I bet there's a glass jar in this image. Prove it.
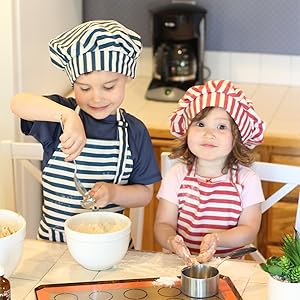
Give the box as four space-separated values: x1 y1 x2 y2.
0 265 10 300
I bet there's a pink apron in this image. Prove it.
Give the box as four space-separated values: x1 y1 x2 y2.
177 165 243 256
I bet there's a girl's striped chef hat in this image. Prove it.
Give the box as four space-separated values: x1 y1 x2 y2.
49 20 142 84
170 80 265 149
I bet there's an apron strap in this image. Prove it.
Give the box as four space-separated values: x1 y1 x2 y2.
74 106 129 184
114 108 129 184
230 167 242 196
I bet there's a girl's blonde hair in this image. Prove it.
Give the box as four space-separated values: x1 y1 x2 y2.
170 107 255 173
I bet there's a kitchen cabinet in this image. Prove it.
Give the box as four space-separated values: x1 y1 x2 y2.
141 136 300 258
142 138 176 251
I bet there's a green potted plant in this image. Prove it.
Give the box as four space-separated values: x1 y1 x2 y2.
260 228 300 299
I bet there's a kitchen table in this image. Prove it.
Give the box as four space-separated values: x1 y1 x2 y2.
9 239 268 299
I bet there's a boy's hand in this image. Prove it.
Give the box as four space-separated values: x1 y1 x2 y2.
59 112 86 160
196 233 219 263
89 182 116 208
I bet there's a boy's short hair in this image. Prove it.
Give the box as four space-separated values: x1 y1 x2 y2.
49 20 142 83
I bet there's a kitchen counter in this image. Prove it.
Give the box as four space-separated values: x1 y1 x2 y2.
122 77 300 148
10 239 268 299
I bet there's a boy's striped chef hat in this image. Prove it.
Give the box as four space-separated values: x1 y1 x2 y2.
170 80 265 149
49 20 142 83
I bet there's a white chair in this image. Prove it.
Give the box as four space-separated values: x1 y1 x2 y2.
160 152 300 263
0 140 144 250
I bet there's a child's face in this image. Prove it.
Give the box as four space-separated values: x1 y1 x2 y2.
73 71 129 119
187 107 233 163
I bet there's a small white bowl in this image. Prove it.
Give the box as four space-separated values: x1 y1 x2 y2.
64 211 131 271
0 209 26 277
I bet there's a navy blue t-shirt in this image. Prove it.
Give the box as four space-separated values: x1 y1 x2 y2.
21 94 161 185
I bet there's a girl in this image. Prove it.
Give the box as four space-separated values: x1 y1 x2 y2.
154 79 265 263
11 20 161 242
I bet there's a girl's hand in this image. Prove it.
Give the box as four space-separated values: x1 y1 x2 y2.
89 182 116 208
197 233 219 263
59 112 86 160
167 235 197 265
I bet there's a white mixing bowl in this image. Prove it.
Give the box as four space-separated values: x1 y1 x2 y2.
0 209 26 277
64 211 131 271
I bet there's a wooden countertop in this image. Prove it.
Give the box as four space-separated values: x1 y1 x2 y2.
122 78 300 148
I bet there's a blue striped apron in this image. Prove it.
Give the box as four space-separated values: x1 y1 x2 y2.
38 108 133 242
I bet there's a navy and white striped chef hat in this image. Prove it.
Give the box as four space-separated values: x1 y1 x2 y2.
49 20 143 84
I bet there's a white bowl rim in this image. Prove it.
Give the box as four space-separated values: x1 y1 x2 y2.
0 209 26 241
64 211 131 237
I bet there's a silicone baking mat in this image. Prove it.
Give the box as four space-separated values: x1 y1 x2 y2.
35 275 242 299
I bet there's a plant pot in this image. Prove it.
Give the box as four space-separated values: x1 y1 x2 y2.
267 274 300 300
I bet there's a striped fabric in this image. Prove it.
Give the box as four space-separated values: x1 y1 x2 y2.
170 80 265 149
49 20 142 83
38 108 132 242
38 141 133 242
177 166 243 256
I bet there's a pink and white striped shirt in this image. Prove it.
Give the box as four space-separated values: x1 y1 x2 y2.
157 162 264 256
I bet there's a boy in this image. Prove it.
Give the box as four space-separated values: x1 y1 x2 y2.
11 20 161 242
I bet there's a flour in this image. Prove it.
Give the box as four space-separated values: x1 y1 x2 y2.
73 220 126 234
152 276 180 287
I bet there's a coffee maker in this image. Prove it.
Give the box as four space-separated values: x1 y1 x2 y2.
145 2 207 102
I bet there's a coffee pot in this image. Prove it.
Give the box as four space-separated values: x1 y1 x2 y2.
154 42 197 82
145 2 207 102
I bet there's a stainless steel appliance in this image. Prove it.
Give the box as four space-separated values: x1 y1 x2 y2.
145 2 207 102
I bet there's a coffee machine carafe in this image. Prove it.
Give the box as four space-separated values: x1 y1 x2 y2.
155 42 197 82
145 3 206 102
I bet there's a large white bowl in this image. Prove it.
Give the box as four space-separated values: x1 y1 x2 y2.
0 209 26 277
64 211 131 271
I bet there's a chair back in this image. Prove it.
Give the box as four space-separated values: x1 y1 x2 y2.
0 140 144 250
251 162 300 217
160 152 300 262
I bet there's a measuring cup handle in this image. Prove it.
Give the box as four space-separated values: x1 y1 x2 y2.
229 246 257 259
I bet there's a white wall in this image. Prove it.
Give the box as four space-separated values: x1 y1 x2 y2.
0 2 15 142
137 48 300 86
14 0 82 95
0 0 82 238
